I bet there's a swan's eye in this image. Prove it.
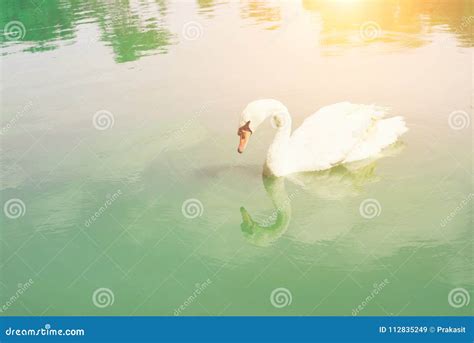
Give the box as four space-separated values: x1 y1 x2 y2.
237 121 252 137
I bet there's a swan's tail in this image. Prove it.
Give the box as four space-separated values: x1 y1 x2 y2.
382 116 409 136
343 116 408 163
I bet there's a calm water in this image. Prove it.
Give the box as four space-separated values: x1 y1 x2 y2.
0 0 472 316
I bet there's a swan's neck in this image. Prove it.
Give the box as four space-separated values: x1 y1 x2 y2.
266 111 292 176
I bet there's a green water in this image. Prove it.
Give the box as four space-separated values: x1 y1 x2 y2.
0 0 472 316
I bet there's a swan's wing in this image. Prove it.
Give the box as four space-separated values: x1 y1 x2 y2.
343 116 408 163
289 102 388 171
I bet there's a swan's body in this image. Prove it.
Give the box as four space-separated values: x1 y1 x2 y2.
237 99 408 177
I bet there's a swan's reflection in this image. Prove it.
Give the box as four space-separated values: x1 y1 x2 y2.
240 148 403 247
240 175 291 247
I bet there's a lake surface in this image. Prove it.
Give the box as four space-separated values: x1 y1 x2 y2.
0 0 472 316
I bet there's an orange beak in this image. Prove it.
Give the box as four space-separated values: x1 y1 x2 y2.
238 130 251 154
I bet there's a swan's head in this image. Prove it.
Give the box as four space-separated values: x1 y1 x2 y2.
237 120 252 154
237 99 288 153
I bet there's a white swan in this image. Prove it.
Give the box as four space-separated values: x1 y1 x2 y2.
237 99 408 176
